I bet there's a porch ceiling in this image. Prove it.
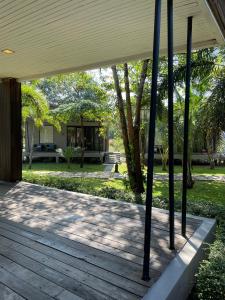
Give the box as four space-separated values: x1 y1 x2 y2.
0 0 224 81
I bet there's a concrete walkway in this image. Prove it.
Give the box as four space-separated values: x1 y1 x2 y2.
35 170 113 179
103 164 115 172
29 170 225 182
154 173 225 182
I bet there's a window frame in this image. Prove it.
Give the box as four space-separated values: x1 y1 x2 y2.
39 125 54 144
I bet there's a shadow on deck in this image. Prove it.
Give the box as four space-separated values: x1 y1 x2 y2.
0 181 215 300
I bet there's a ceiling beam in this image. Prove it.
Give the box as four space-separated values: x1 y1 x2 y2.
207 0 225 38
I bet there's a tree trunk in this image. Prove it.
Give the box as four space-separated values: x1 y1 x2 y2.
187 160 194 188
26 121 30 161
123 63 134 143
162 158 167 171
67 157 70 169
140 126 146 167
80 116 85 168
132 60 149 195
133 128 145 194
111 65 138 194
210 160 215 169
28 123 35 170
112 62 149 199
124 63 145 195
206 137 215 169
159 148 168 171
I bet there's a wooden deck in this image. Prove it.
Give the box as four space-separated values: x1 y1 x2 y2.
0 181 201 300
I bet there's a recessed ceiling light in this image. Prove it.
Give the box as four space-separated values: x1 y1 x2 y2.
1 49 15 55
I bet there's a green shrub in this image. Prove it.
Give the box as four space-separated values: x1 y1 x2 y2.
100 187 135 202
195 239 225 300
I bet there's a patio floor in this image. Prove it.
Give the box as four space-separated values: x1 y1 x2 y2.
0 181 206 300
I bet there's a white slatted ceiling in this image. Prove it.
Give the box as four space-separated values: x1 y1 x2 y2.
0 0 223 80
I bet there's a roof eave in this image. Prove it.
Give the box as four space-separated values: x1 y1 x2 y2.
204 0 225 41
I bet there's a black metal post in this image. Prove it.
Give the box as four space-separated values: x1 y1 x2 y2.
182 16 193 237
142 0 161 281
167 0 175 250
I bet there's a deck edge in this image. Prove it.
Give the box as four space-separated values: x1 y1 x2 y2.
142 217 216 300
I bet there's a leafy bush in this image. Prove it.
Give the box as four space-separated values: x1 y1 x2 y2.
195 238 225 300
63 147 75 169
193 201 225 300
99 187 134 202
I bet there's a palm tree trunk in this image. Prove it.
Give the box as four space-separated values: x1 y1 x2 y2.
80 116 85 168
67 157 70 169
186 148 194 188
133 128 145 194
26 121 30 155
140 126 146 167
159 147 168 171
29 123 35 170
207 137 215 169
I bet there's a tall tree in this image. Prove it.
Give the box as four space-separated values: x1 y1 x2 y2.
38 72 109 167
53 99 107 168
37 72 107 106
22 84 60 169
111 60 149 200
157 47 224 187
200 66 225 168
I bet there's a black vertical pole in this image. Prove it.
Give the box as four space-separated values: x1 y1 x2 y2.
167 0 175 250
142 0 161 281
182 16 193 237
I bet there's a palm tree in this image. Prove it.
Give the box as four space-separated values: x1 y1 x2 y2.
200 74 225 168
22 84 60 169
157 47 225 187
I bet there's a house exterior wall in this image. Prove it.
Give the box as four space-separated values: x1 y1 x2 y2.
25 120 108 153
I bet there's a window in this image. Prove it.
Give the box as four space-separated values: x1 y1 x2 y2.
40 126 53 143
67 126 103 151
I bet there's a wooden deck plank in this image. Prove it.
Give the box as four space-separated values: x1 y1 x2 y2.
55 290 84 300
0 182 203 300
0 217 178 265
0 191 200 231
0 282 25 300
0 182 201 227
0 254 83 300
0 245 108 300
0 266 54 300
0 219 157 286
0 209 190 262
0 218 167 275
0 254 64 298
0 207 192 246
0 231 148 299
0 192 197 247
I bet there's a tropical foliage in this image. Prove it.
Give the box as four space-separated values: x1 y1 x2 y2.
157 47 225 185
22 84 60 169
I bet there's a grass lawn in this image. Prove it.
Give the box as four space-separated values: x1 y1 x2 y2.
22 162 104 173
23 162 225 176
119 163 225 176
153 180 225 205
